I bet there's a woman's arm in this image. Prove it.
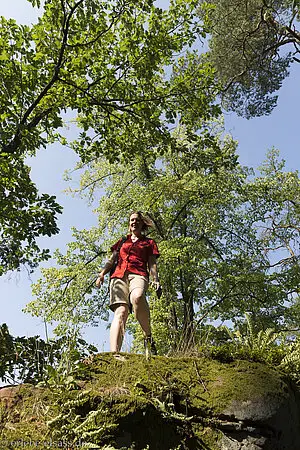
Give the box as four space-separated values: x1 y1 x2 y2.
148 255 162 297
96 251 117 287
148 254 159 286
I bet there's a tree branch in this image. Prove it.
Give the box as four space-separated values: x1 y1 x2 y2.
3 0 84 155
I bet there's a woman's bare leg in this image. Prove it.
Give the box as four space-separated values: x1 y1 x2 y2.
110 305 129 352
130 288 151 337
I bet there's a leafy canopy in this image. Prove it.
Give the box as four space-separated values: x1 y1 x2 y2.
200 0 300 117
0 156 62 274
0 0 217 272
1 0 216 160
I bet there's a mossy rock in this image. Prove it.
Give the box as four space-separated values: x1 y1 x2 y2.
0 384 56 447
0 354 299 449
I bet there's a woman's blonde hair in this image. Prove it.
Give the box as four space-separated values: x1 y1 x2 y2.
128 211 154 233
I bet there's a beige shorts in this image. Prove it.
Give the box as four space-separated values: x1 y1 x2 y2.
109 273 149 312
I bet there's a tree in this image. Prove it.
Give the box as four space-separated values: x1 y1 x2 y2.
200 0 300 117
26 138 300 353
23 127 265 349
241 149 300 331
25 125 241 338
3 0 211 156
0 0 217 272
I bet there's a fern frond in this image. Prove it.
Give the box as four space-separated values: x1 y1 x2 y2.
74 409 106 434
245 312 254 345
254 328 277 351
261 328 278 349
82 423 118 439
280 343 300 368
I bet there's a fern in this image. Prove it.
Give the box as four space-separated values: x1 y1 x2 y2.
214 314 285 366
82 424 118 440
74 409 108 434
280 341 300 381
244 312 255 348
224 313 279 352
47 387 122 448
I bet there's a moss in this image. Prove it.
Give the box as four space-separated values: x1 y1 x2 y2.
0 384 58 448
88 353 285 412
188 359 286 414
0 354 292 450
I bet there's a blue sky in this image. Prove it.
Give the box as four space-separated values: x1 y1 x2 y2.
0 0 299 352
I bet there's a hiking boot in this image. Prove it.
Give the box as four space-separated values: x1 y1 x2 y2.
112 353 126 362
144 336 157 358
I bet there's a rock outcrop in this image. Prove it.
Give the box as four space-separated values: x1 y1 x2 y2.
0 353 299 449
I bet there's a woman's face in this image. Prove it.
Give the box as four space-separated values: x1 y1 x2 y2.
129 213 143 234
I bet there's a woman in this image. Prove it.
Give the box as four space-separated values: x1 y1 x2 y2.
96 211 160 355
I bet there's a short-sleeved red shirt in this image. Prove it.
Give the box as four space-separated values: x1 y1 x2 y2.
110 235 159 279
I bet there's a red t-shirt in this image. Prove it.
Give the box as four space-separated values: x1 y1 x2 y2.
110 235 159 279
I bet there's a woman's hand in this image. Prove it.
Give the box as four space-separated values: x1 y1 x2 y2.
96 253 116 288
150 280 162 298
150 280 160 291
96 271 105 288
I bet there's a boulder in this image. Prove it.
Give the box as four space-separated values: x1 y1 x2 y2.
0 354 299 449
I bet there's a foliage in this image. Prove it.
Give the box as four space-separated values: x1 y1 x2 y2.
0 156 62 274
206 342 285 366
27 125 245 343
0 0 191 158
0 324 14 381
26 227 110 336
195 148 300 337
26 125 300 354
200 0 300 117
202 313 285 365
5 0 296 351
1 0 298 273
280 338 300 382
0 0 218 272
47 390 126 449
224 312 279 351
26 129 300 353
0 323 97 385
